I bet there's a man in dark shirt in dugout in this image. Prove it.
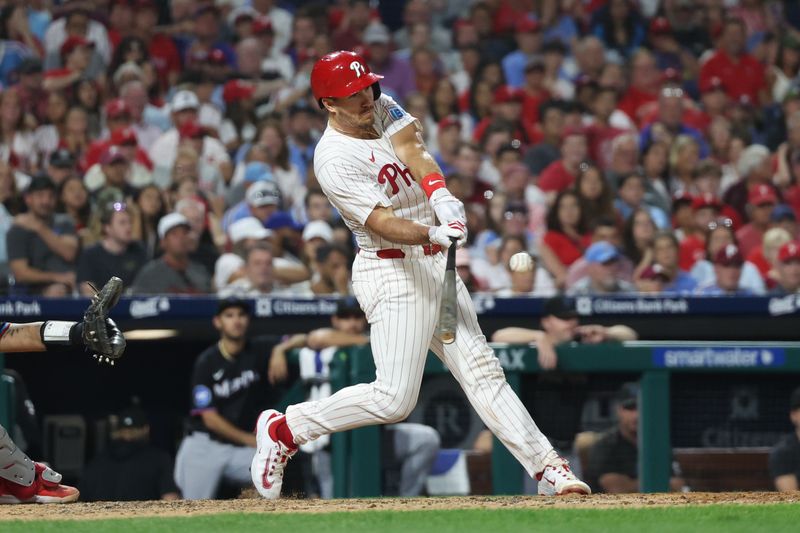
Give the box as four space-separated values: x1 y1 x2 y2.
769 386 800 491
173 298 290 499
76 202 146 295
79 407 179 502
585 382 685 493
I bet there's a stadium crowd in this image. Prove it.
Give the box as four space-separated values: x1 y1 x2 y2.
2 0 800 298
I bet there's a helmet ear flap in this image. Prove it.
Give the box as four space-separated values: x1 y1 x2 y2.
371 83 381 101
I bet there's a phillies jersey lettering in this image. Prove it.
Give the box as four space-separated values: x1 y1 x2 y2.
313 94 435 253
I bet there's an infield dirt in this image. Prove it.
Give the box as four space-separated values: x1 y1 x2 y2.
1 492 799 521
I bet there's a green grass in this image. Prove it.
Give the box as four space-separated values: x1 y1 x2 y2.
5 504 800 533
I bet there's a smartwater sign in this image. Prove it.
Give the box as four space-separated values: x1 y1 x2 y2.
653 347 786 368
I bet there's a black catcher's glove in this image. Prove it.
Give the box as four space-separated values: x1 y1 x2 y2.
82 277 126 364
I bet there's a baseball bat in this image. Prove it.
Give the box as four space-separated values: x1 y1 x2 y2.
438 237 458 344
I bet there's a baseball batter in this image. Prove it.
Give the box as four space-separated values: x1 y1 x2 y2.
252 50 590 498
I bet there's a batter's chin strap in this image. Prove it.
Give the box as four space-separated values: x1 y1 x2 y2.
0 424 35 487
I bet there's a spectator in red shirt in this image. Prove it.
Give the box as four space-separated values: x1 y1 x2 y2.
678 193 721 271
541 190 590 286
539 128 588 196
473 86 535 147
43 35 94 92
699 17 769 107
586 86 627 170
618 49 661 127
771 241 800 295
737 184 777 256
520 59 550 127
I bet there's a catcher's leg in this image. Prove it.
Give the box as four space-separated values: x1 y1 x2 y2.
0 424 79 504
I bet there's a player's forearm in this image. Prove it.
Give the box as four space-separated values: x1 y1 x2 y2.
38 229 78 262
365 208 431 245
200 411 257 447
605 325 638 342
775 474 799 492
0 323 46 352
307 328 368 350
10 261 65 284
491 328 544 344
274 263 311 284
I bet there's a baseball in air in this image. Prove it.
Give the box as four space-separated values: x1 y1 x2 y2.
509 252 534 272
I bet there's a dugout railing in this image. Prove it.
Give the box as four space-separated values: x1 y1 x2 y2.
323 341 800 497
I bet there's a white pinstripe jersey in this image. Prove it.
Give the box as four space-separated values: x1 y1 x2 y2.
313 94 436 253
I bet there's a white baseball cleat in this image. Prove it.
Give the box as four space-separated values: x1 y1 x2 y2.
538 462 591 496
251 409 297 499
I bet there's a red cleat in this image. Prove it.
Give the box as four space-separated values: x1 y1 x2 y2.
0 462 79 504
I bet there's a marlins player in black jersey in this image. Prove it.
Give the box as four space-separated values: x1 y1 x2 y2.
173 298 291 499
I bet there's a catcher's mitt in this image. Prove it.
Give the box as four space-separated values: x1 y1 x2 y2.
83 277 126 364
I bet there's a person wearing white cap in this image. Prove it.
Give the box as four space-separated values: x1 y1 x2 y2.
130 212 211 294
301 220 334 274
222 180 282 232
148 90 232 186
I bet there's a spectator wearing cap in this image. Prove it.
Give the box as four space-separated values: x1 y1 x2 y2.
688 218 765 294
614 173 670 230
585 381 686 493
455 248 483 292
13 57 47 123
523 101 565 177
84 145 136 198
635 263 670 294
43 3 111 66
79 405 179 502
76 201 145 296
648 16 694 75
149 90 232 185
222 164 280 231
697 243 754 295
538 127 589 195
362 22 416 103
251 0 293 56
736 184 778 256
264 211 306 268
641 232 697 294
566 217 634 289
771 242 800 295
501 18 543 88
568 241 636 296
220 81 259 154
301 220 333 273
42 34 96 92
6 176 78 296
131 212 211 294
472 86 535 147
46 148 77 186
520 58 550 126
769 386 800 491
699 17 768 108
677 193 722 270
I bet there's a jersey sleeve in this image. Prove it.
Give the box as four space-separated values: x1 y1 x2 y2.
769 441 799 479
375 93 416 138
314 148 392 226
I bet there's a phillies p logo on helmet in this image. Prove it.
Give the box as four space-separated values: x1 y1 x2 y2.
350 61 366 78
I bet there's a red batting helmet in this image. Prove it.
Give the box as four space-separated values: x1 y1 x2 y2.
311 50 383 109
